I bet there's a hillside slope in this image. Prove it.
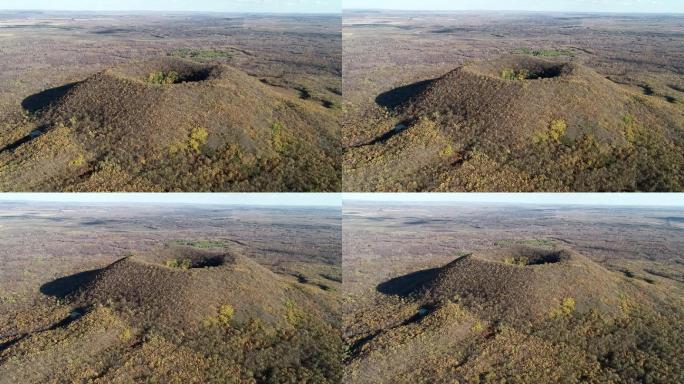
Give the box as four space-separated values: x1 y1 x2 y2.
345 246 684 383
0 245 342 383
344 56 684 191
0 57 341 191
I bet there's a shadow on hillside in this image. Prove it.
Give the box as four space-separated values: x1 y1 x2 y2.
375 79 433 110
350 120 412 148
40 268 101 299
22 82 77 113
376 267 440 297
0 132 38 154
0 306 90 352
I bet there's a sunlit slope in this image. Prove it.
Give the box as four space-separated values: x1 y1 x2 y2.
0 57 341 191
0 245 342 383
346 246 684 383
344 56 684 191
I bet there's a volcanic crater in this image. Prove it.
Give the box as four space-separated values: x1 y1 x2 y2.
345 54 684 192
41 245 292 329
7 57 341 191
391 246 625 324
112 58 222 84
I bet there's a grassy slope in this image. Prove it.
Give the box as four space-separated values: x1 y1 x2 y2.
344 56 684 192
0 58 341 192
345 246 684 383
0 245 342 383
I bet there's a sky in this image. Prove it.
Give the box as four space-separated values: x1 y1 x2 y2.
0 0 340 13
343 0 684 13
343 193 684 207
0 193 341 207
3 1 683 15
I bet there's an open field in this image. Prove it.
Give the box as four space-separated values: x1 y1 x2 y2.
0 11 342 191
343 11 684 191
0 201 341 383
343 202 684 383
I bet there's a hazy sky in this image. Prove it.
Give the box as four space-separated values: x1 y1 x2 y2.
0 193 341 206
344 0 684 13
0 0 340 13
344 193 684 207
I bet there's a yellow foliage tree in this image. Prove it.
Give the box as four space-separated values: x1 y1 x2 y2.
549 119 567 142
189 127 208 153
218 304 234 325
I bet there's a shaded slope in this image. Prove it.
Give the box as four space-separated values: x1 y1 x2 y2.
1 57 341 191
344 56 684 192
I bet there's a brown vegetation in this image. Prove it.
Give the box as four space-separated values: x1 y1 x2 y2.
345 56 683 191
0 12 342 192
0 57 340 191
0 202 342 383
343 202 684 383
343 12 684 192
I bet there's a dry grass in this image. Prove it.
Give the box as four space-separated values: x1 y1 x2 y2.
343 202 684 383
0 203 342 383
0 12 342 192
343 12 684 192
0 57 340 191
345 56 683 191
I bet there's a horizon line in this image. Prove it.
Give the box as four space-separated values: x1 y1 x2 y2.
342 193 684 207
0 200 340 207
0 8 341 15
0 193 341 207
342 200 684 208
343 8 684 15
